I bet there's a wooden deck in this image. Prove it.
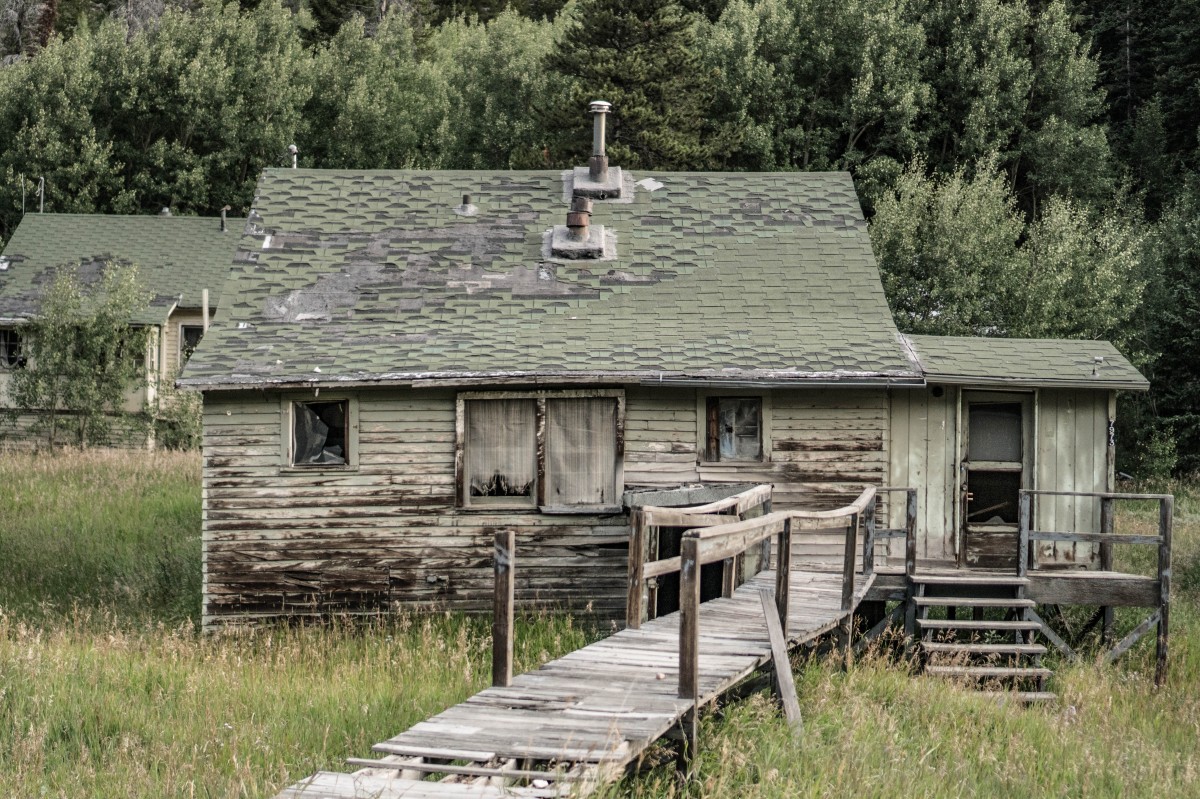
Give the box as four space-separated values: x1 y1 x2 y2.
276 566 874 799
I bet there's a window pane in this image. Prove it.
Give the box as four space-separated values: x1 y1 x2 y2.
293 401 347 465
966 471 1021 524
180 326 204 363
0 329 21 368
968 403 1022 462
545 398 617 506
466 399 535 501
719 398 762 460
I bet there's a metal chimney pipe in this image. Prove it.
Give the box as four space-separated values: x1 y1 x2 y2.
588 101 611 183
566 196 593 242
288 144 298 169
220 204 230 232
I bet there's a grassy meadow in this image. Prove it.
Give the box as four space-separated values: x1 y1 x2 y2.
0 451 1198 798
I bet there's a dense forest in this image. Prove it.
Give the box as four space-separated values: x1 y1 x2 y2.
0 0 1195 474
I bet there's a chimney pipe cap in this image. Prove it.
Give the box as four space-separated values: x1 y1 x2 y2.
588 100 612 115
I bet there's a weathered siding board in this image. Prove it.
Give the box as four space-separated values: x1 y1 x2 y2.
1035 389 1104 567
203 385 892 625
888 388 957 562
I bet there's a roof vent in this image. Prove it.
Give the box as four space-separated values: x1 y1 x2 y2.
454 193 478 217
1092 355 1105 377
159 207 172 217
573 101 623 199
551 196 605 259
0 256 9 271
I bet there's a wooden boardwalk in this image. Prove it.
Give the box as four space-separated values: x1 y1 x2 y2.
276 566 875 799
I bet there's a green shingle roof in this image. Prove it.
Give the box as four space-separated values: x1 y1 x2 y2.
180 169 923 389
0 213 244 325
906 335 1147 390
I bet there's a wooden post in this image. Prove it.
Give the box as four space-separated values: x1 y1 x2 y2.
721 557 736 598
1100 496 1115 643
904 489 918 578
775 517 792 635
759 589 802 732
839 513 859 662
1157 496 1172 687
626 510 646 630
679 536 701 702
1018 492 1031 579
492 530 515 688
862 496 876 578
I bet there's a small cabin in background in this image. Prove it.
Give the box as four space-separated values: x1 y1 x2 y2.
0 212 242 445
180 107 1147 628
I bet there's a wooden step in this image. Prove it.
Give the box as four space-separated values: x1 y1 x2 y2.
916 618 1041 632
978 691 1057 704
912 574 1028 587
913 597 1036 608
922 642 1047 656
926 665 1053 679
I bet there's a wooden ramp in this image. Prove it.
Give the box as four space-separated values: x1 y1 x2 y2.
277 568 874 799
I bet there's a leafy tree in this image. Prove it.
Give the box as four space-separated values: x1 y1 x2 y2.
544 0 723 170
6 261 151 450
870 157 1144 342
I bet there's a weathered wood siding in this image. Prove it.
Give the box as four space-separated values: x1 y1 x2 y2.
203 386 890 625
888 385 1112 568
1034 389 1109 567
888 387 958 562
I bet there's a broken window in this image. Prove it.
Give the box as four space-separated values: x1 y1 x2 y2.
706 397 763 461
460 392 623 510
179 325 204 364
292 400 349 466
0 329 22 368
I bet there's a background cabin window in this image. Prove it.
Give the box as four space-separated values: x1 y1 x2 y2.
465 398 537 504
460 393 622 510
179 325 204 364
545 398 618 506
292 400 348 466
0 329 22 368
706 397 763 461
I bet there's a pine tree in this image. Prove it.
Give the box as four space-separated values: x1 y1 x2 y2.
543 0 722 170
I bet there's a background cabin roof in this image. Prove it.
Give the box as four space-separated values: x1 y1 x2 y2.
180 169 923 389
0 213 244 325
906 334 1148 390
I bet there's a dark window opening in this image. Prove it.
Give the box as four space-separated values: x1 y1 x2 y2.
706 397 762 461
0 329 22 368
180 325 204 364
967 402 1022 462
966 471 1021 525
293 400 348 466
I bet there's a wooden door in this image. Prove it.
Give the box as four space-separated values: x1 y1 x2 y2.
960 392 1032 569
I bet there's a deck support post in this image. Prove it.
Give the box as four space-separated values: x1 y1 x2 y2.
626 510 646 630
1157 496 1172 687
1018 492 1031 579
678 534 701 764
1100 496 1115 643
492 530 515 688
775 518 792 634
839 512 859 663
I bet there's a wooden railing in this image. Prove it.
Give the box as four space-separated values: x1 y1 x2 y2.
1019 489 1173 685
626 484 773 629
876 487 918 576
677 486 877 701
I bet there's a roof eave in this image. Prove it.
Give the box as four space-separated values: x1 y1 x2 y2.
179 368 927 393
919 374 1149 392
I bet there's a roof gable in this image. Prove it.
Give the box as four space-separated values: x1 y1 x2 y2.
181 169 921 389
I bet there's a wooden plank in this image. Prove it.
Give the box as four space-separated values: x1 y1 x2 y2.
493 531 514 689
1158 495 1172 687
678 536 700 703
1106 610 1161 664
346 759 586 782
1028 531 1160 545
759 589 802 732
626 510 645 630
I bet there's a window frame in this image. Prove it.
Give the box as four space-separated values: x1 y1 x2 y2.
697 392 771 464
280 394 359 472
456 389 625 513
178 324 204 365
0 328 23 369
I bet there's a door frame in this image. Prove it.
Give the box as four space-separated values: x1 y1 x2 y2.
956 390 1035 568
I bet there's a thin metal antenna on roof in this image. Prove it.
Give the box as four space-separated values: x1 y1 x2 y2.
288 144 298 169
37 176 44 213
19 174 24 216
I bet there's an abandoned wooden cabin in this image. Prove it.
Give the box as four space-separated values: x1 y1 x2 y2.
0 211 242 445
178 104 1153 635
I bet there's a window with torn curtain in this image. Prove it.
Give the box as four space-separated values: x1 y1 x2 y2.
705 397 763 461
286 397 357 468
457 390 624 513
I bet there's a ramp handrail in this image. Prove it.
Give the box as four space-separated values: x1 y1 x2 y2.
627 484 773 629
677 486 877 700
